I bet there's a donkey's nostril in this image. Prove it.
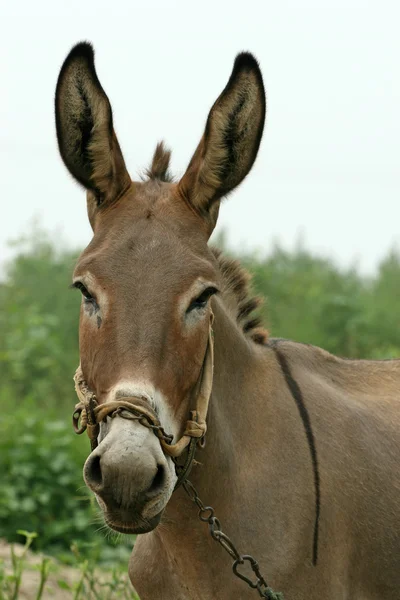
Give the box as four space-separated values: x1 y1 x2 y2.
148 464 166 496
86 454 103 488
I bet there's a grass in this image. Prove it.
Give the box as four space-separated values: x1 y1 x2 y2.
0 531 139 600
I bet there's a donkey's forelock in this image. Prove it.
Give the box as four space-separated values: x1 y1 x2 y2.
144 142 173 183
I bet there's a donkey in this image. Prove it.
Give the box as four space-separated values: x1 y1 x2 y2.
55 43 400 600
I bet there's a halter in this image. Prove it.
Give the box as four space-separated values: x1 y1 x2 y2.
72 313 214 487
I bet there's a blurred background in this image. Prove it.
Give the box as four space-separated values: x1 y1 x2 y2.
1 0 399 597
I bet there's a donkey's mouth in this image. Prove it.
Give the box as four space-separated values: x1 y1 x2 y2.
105 510 162 535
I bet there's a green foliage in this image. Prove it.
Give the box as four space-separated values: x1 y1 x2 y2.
0 228 80 408
0 407 91 554
239 242 400 359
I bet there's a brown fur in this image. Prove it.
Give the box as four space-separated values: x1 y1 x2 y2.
55 43 400 600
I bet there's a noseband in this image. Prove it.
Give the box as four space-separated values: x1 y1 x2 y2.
72 313 214 487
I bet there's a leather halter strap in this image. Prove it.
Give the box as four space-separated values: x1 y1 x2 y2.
72 313 214 483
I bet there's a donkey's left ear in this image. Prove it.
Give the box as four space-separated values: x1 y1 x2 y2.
178 52 266 234
55 42 130 208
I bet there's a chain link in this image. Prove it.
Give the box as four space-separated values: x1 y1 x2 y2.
114 408 174 445
138 417 174 445
181 480 284 600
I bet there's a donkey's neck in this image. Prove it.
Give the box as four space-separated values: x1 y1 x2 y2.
185 299 275 498
201 298 265 476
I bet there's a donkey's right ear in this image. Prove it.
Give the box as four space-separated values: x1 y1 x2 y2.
55 42 130 208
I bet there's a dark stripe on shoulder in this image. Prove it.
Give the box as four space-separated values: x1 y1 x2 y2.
273 346 321 566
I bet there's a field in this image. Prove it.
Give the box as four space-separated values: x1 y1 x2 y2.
0 535 138 600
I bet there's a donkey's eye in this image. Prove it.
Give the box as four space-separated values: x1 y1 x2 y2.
187 287 218 313
72 281 96 303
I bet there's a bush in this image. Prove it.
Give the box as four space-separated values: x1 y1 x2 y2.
0 405 89 551
0 403 133 563
0 229 80 410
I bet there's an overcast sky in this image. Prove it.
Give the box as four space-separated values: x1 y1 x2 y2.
1 0 399 273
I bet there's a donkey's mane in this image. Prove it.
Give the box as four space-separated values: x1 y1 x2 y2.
211 248 268 345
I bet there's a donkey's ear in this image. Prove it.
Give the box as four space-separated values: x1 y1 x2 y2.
55 42 130 207
178 52 266 233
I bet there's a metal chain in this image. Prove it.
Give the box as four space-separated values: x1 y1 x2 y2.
181 479 284 600
112 408 174 445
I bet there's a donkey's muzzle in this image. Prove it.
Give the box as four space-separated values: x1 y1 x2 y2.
83 415 173 529
85 453 167 498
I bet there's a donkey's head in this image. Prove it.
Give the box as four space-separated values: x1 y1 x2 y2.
56 43 265 534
